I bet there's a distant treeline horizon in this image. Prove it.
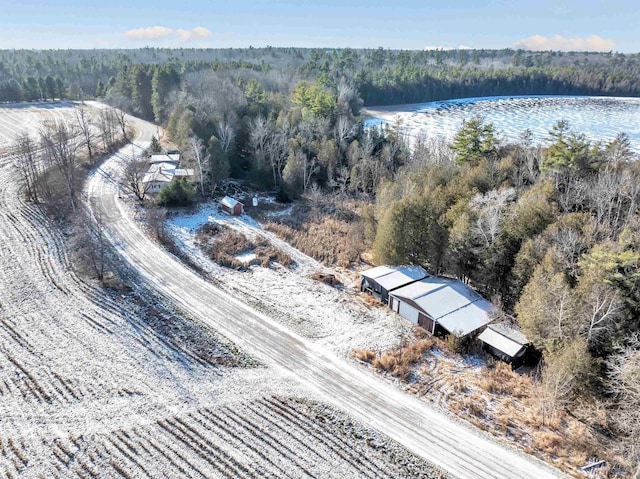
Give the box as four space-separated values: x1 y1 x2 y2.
1 47 639 106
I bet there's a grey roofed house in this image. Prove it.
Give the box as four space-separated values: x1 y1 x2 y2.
389 277 495 337
360 265 429 304
478 321 529 365
142 159 194 194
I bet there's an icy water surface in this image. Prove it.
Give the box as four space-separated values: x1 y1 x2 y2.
366 96 640 152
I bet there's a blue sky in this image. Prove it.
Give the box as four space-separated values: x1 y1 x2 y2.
0 0 637 52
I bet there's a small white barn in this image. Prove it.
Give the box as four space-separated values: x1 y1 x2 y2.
360 265 429 304
389 277 495 337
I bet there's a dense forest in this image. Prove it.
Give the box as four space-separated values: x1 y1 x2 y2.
2 47 640 105
3 47 639 472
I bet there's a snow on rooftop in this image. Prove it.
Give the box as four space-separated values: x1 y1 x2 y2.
221 196 243 208
392 276 454 302
478 325 527 357
391 277 495 336
438 299 495 337
360 265 429 290
360 265 397 280
487 321 529 346
150 153 180 164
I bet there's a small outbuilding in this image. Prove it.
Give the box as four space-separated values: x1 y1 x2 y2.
220 196 244 216
360 265 429 304
390 277 495 337
150 153 180 165
478 321 530 367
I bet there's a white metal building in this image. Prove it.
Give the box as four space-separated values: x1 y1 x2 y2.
360 265 429 304
389 277 495 337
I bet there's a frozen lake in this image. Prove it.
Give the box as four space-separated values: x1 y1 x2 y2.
365 96 640 153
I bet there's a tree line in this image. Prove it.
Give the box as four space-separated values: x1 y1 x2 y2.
2 47 640 105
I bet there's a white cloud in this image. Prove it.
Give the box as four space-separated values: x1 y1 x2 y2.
424 44 471 51
125 26 174 40
515 34 615 52
124 26 212 42
176 27 213 42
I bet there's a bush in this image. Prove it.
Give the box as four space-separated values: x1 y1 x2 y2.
369 339 435 381
354 349 376 363
445 331 477 354
157 178 196 207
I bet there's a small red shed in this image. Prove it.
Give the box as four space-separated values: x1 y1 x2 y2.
220 196 244 216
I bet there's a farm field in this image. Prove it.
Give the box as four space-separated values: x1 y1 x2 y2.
366 95 640 152
0 103 444 478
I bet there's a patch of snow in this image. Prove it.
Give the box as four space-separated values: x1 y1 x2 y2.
266 205 294 217
166 200 413 357
236 251 256 263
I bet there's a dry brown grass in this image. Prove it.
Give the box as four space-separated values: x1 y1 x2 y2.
196 223 294 270
361 332 621 476
265 212 364 267
365 338 436 381
353 349 376 363
476 362 531 398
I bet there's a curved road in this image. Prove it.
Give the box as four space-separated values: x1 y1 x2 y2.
87 111 565 479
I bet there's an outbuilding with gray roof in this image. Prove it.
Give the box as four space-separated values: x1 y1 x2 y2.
360 265 429 304
389 277 495 337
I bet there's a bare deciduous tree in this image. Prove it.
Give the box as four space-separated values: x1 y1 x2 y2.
266 131 288 186
98 107 118 150
73 202 109 281
74 104 95 160
607 334 640 470
216 118 236 155
13 132 42 202
334 114 356 154
186 136 209 196
301 151 319 193
122 159 151 201
249 115 270 172
40 121 80 210
112 107 128 141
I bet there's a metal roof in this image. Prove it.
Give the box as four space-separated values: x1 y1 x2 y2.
438 299 495 337
221 196 243 208
391 277 494 336
360 265 397 280
478 326 527 358
150 153 180 164
361 265 429 291
488 321 528 346
142 162 179 184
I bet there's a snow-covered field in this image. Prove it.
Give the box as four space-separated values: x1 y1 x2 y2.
366 95 640 152
0 104 441 478
166 201 413 357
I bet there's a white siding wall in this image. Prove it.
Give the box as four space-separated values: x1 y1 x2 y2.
398 300 420 324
